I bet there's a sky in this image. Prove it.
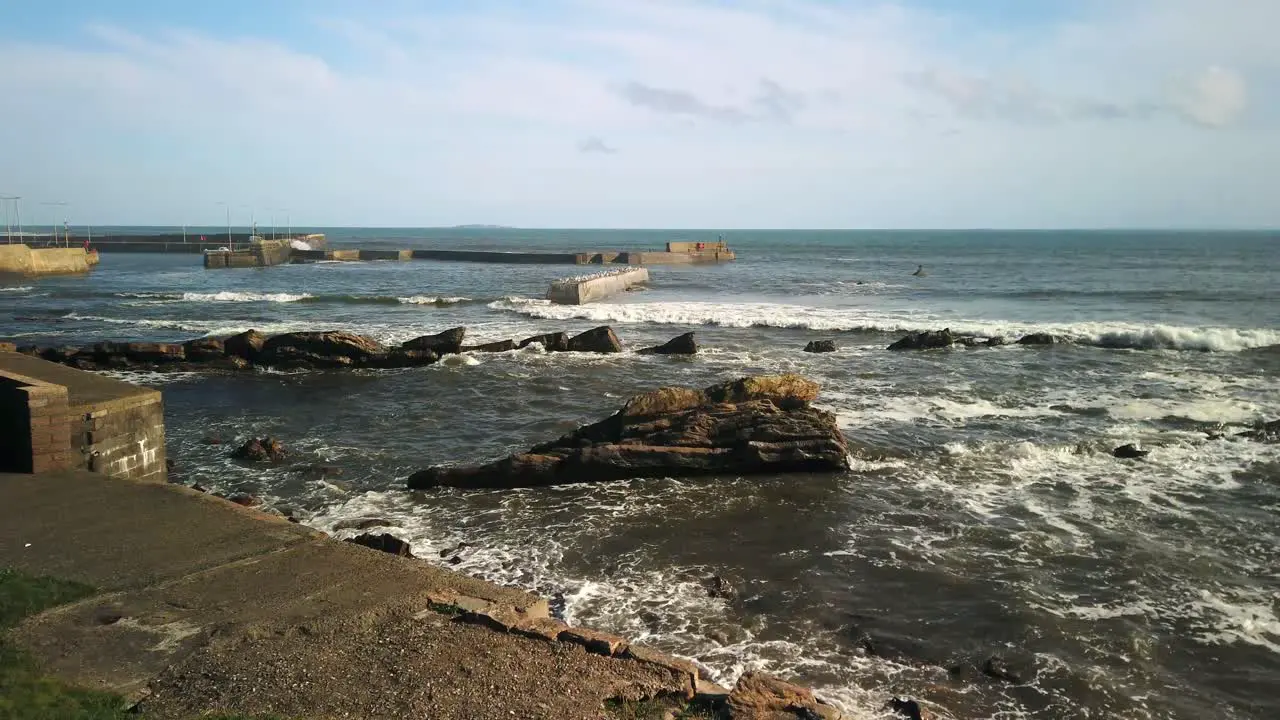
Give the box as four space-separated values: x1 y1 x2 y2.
0 0 1276 229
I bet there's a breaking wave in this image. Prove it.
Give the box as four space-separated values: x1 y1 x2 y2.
116 291 477 306
490 298 1280 352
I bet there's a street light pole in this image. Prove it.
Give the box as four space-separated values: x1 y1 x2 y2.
41 201 69 246
216 201 231 249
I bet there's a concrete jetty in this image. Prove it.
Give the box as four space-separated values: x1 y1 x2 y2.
547 267 650 305
0 244 98 276
89 232 326 254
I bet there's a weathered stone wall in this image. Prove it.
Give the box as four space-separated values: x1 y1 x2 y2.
0 370 74 474
71 392 167 483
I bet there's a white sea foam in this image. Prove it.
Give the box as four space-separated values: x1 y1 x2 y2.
0 286 32 293
490 298 1280 351
181 291 313 303
398 295 472 305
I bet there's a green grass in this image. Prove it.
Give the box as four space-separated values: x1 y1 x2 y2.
0 568 289 720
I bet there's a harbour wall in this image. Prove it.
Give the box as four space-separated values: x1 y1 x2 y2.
0 244 95 276
0 352 166 481
547 267 650 305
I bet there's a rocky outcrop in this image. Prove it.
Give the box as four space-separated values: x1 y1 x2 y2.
567 326 622 353
638 332 698 355
402 327 466 355
345 532 413 557
804 340 837 353
517 332 570 352
1112 443 1149 459
183 336 226 360
231 437 287 463
1017 333 1061 346
407 374 849 490
224 329 266 361
259 331 385 368
1237 419 1279 443
888 329 956 351
726 672 844 719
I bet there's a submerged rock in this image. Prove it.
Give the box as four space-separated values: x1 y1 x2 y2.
638 332 698 355
888 329 956 351
567 326 622 353
407 374 849 490
804 339 837 353
517 331 570 352
887 697 933 720
462 339 517 353
231 437 287 463
1112 443 1150 459
402 327 466 355
183 336 226 360
1238 419 1280 443
1017 333 1062 346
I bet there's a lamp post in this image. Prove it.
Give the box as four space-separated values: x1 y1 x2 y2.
41 201 69 246
215 201 231 249
0 195 19 243
270 207 288 241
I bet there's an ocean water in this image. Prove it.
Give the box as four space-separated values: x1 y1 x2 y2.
3 229 1279 719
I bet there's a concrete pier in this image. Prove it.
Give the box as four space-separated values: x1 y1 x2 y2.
90 232 326 254
202 239 293 268
547 267 650 305
0 244 97 276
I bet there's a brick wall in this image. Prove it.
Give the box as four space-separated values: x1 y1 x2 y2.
0 372 74 474
71 393 167 483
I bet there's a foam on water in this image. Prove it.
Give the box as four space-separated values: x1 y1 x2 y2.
182 291 313 303
0 286 33 293
491 298 1280 351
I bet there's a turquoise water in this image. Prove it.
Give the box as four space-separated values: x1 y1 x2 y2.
2 229 1279 719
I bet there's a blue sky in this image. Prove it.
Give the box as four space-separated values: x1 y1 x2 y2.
1 0 1276 228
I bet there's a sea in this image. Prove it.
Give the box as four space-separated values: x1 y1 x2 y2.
3 228 1278 720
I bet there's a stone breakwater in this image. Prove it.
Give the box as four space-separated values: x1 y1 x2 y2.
408 374 851 489
5 325 699 372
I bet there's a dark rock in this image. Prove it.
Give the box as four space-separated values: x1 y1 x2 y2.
40 346 81 364
887 697 933 720
183 336 226 360
407 374 848 490
567 326 622 353
549 592 567 621
367 348 438 369
202 434 223 446
1017 333 1062 346
438 541 472 558
983 654 1032 684
224 329 266 361
191 483 208 493
638 332 698 355
1238 419 1280 443
888 329 955 351
231 437 287 463
227 493 259 507
986 336 1007 347
1112 443 1150 459
346 532 413 557
803 340 837 353
401 327 466 355
517 332 570 352
704 574 738 600
448 555 463 565
727 672 843 720
259 331 384 368
461 339 516 353
165 459 175 471
105 342 186 363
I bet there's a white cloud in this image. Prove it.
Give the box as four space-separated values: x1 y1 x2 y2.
0 0 1275 227
1175 66 1249 128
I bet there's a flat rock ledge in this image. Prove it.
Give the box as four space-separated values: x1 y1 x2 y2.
408 374 850 490
421 588 847 719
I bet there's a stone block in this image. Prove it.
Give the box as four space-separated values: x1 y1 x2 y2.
557 626 628 656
